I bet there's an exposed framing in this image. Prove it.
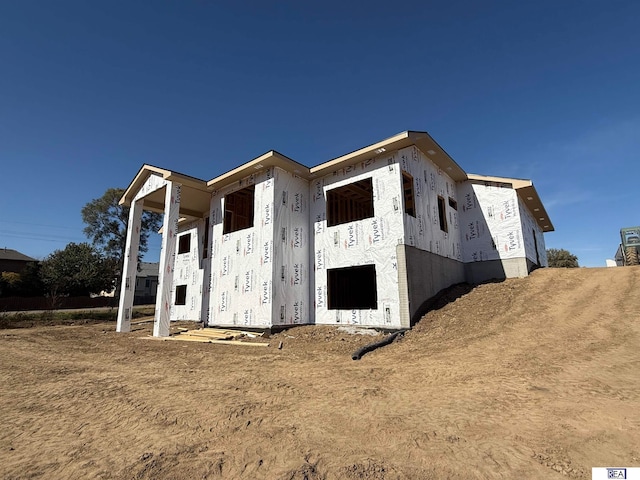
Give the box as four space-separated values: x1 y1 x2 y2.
402 172 416 217
437 195 448 233
223 185 255 234
326 178 374 227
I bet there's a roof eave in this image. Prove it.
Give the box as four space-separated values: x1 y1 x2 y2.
207 151 311 191
467 174 554 232
309 131 467 181
119 165 208 207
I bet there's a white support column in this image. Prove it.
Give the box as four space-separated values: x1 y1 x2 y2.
116 199 143 332
153 182 181 337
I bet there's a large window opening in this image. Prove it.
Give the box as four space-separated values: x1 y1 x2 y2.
178 233 191 254
327 264 377 310
402 172 416 217
175 285 187 305
437 196 448 233
223 185 255 234
326 178 374 227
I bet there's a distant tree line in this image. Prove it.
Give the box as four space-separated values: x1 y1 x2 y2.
0 188 161 300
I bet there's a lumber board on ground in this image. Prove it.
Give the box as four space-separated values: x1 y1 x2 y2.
179 332 234 340
131 317 155 325
138 336 269 347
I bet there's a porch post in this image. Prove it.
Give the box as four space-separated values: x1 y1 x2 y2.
153 182 181 337
116 199 143 332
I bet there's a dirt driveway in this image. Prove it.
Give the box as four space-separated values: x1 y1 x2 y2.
1 267 639 479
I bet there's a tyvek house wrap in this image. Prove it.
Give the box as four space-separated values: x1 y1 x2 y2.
398 146 462 260
310 153 406 328
171 220 206 320
519 195 548 266
204 166 311 327
458 181 524 262
272 168 310 326
208 169 275 327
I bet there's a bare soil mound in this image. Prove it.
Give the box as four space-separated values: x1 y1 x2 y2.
1 267 639 479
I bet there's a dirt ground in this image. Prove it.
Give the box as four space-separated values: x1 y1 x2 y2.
1 267 639 479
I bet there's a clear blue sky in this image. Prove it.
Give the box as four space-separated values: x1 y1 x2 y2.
1 1 638 267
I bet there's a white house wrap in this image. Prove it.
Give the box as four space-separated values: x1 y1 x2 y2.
116 131 554 335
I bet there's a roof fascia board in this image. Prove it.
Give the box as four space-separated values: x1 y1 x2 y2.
207 151 311 191
467 173 554 232
410 131 467 182
310 131 413 177
120 165 207 207
309 131 467 182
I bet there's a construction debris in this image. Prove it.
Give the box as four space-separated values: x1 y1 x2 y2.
141 327 269 347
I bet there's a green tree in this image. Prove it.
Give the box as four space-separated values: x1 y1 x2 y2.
17 261 46 297
546 248 579 268
81 188 162 265
0 272 21 297
0 263 45 297
40 243 117 297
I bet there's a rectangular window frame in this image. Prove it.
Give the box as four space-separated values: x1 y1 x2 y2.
327 264 378 310
402 172 416 217
178 233 191 254
203 216 210 259
223 185 255 234
437 196 448 233
326 178 374 227
175 285 187 305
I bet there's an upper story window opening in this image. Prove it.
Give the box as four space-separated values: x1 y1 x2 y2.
224 185 255 234
326 178 374 227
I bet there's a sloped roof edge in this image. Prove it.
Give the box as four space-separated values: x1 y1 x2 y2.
120 164 208 207
0 248 37 262
310 131 467 181
206 150 311 190
467 173 554 232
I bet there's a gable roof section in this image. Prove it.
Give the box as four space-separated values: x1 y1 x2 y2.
467 174 554 232
207 151 310 191
310 131 467 181
118 133 552 231
119 165 211 219
0 248 36 262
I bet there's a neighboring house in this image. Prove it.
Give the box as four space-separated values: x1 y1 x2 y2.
134 262 159 305
0 248 37 274
115 131 554 337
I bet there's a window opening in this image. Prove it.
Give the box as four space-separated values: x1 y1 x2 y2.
448 197 457 210
402 172 416 217
437 196 448 233
223 185 255 234
178 233 191 254
175 285 187 305
203 217 210 259
327 264 377 310
326 178 374 227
